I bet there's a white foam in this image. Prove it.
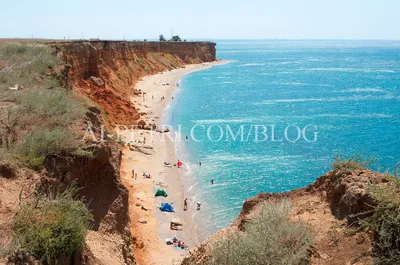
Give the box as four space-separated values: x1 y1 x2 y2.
237 63 266 67
256 95 400 105
193 118 256 124
337 88 385 93
305 68 396 73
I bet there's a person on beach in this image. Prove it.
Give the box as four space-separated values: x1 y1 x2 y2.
184 198 188 211
211 178 214 184
197 202 201 210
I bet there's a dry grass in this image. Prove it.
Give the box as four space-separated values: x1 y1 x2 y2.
361 177 400 265
332 154 375 172
13 186 92 264
0 42 88 168
209 200 312 265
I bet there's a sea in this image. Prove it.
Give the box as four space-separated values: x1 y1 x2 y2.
165 40 400 241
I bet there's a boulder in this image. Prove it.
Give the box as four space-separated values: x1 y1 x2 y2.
90 76 105 87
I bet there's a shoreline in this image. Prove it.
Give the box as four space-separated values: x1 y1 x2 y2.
120 60 231 265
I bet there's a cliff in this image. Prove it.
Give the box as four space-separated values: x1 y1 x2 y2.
183 169 396 265
43 110 136 264
0 40 218 265
52 41 217 125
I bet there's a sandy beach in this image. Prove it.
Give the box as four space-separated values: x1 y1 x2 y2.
119 61 229 265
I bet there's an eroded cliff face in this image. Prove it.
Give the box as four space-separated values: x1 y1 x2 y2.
183 169 390 265
53 41 216 125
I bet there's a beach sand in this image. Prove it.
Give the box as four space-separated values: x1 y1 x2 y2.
120 61 229 265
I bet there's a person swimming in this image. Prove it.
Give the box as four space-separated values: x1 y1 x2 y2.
211 178 214 184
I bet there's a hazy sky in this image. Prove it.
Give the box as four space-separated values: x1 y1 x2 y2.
1 0 399 40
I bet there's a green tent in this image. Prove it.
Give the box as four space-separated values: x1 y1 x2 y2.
155 189 168 197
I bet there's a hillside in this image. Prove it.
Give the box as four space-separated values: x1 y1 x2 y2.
0 40 216 265
52 41 216 125
183 166 400 265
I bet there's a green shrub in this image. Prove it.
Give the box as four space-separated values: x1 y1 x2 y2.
0 44 61 89
0 43 88 167
209 200 312 265
16 127 75 169
13 187 92 264
361 180 400 264
332 154 375 172
13 88 86 126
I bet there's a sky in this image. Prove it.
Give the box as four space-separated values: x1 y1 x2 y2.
1 0 399 40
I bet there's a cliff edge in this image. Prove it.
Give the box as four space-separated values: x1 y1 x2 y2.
183 168 398 265
52 41 217 125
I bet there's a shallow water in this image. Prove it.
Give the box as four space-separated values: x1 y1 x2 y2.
167 40 400 240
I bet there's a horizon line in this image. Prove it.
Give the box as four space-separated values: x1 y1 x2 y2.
1 37 400 42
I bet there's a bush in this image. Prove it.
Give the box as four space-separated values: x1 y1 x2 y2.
13 88 86 126
361 179 400 265
13 187 92 264
16 127 75 169
209 200 312 265
332 154 375 172
0 43 88 167
0 43 61 89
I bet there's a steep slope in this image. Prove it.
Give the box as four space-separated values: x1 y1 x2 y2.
53 41 216 125
183 169 394 265
1 40 216 264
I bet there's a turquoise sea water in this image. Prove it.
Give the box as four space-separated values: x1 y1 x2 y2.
167 40 400 240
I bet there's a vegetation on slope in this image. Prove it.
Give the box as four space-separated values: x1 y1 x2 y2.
361 172 400 265
209 200 312 265
332 153 376 172
0 43 87 169
12 187 92 264
0 42 95 263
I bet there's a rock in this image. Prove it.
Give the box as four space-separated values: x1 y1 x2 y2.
90 76 104 87
138 218 147 224
8 84 24 91
128 144 155 155
156 127 170 133
88 106 101 114
133 89 142 95
137 120 146 129
135 203 142 207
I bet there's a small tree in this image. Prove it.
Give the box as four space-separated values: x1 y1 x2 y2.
159 34 166 41
170 35 182 42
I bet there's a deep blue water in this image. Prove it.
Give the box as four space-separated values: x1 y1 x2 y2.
168 40 400 240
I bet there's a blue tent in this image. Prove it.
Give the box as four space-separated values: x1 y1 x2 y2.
160 203 175 212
